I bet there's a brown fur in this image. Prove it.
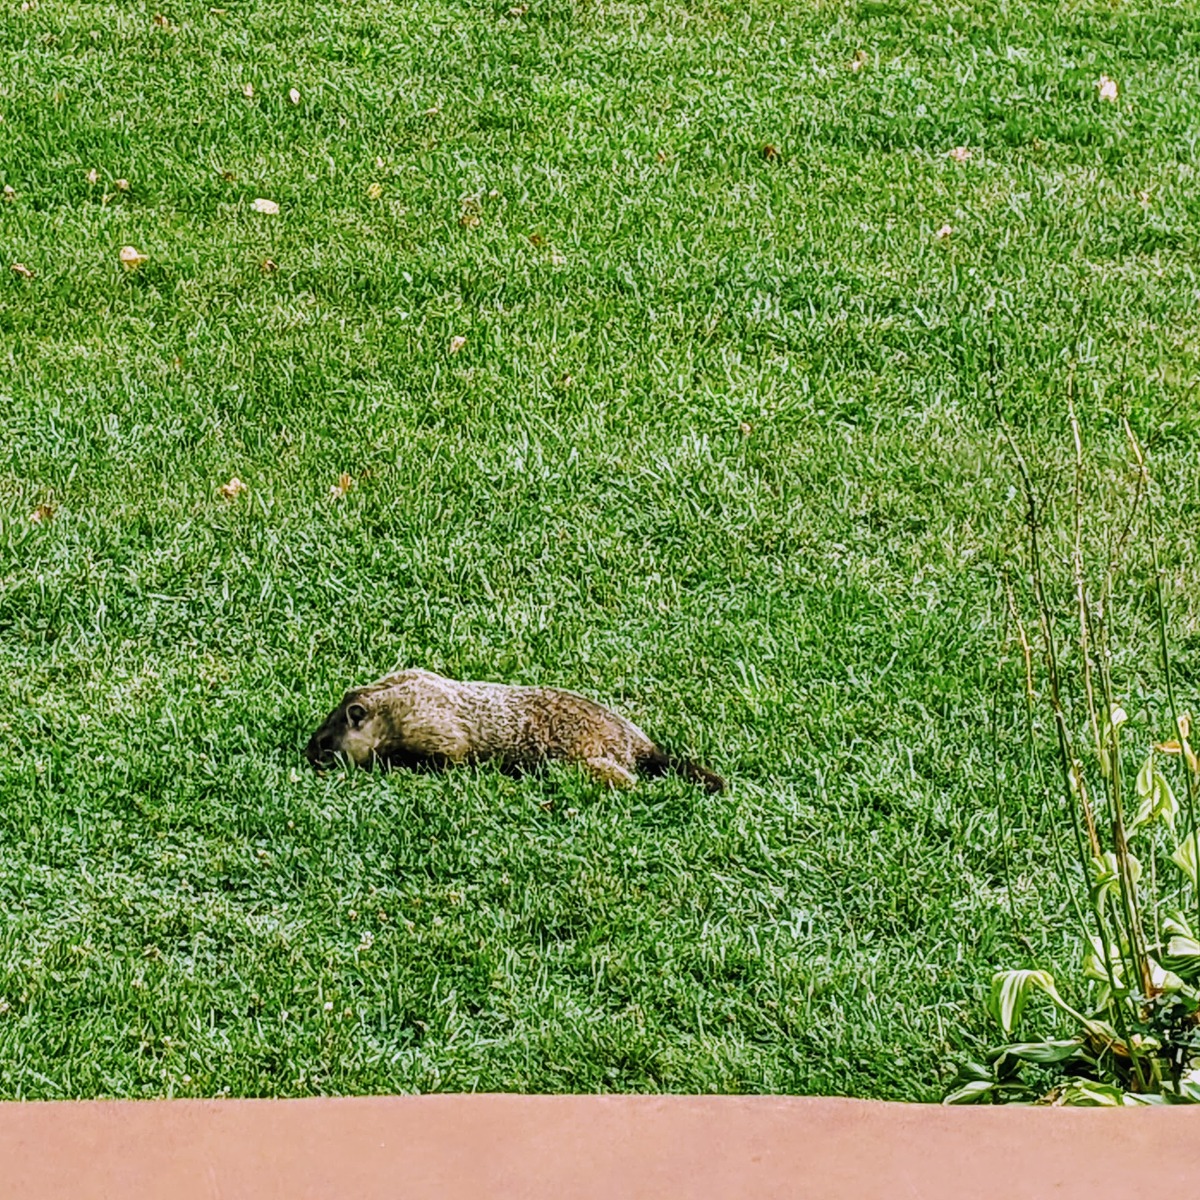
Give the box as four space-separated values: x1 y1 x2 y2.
305 668 725 793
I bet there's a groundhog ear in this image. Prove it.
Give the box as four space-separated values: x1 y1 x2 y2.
346 703 368 727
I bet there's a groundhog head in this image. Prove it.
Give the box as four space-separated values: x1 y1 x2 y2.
305 691 386 769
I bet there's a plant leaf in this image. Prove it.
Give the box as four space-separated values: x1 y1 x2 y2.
1130 763 1178 833
987 969 1057 1036
942 1080 997 1105
1173 833 1200 886
1089 852 1140 909
1057 1080 1125 1106
1136 752 1155 800
994 1038 1083 1064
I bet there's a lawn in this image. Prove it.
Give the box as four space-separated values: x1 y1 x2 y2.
2 0 1200 1100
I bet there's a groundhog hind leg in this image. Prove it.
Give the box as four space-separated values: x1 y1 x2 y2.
583 757 638 789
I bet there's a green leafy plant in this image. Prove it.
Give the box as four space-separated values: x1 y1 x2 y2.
945 371 1200 1106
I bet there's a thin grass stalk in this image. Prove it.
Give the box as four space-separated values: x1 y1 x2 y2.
993 361 1145 1087
1005 575 1088 923
1126 419 1200 940
993 610 1019 934
1069 397 1151 1004
990 353 1089 876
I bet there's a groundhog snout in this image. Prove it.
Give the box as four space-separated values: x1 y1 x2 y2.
305 734 335 768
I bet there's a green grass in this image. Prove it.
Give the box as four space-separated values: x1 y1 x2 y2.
2 0 1200 1100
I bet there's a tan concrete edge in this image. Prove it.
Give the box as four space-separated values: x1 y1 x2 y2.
1 1094 1198 1199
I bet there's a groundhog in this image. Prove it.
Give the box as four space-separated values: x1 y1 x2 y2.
305 668 726 793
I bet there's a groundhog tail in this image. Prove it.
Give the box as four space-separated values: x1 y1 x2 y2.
640 747 727 794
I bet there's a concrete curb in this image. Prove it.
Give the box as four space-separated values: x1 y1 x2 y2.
2 1094 1198 1198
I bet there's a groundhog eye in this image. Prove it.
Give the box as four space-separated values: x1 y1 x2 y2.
346 702 368 727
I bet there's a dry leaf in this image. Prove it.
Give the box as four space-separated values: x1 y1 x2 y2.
448 335 467 355
29 503 55 524
11 262 34 279
738 422 753 436
948 146 971 162
508 4 528 13
1097 74 1118 102
221 169 236 182
252 197 279 214
86 168 99 184
761 143 779 160
114 178 130 191
935 223 952 240
219 476 247 500
424 105 440 117
1137 188 1151 207
459 196 482 227
850 49 868 71
329 473 354 499
528 233 545 247
1157 716 1193 752
656 149 669 163
375 156 385 169
242 82 254 99
119 245 148 270
556 373 574 389
152 12 173 28
367 182 383 200
2 185 13 200
288 87 301 105
260 257 278 273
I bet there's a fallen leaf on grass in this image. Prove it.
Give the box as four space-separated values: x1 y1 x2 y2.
449 335 467 355
242 82 255 99
119 245 148 270
935 223 953 240
738 422 753 436
367 182 383 200
329 473 354 499
252 197 279 214
219 476 247 500
2 185 14 200
508 4 528 14
288 87 301 105
1137 188 1151 207
850 49 868 71
761 144 779 160
11 262 35 278
948 146 971 162
29 503 55 524
260 257 278 273
424 105 440 117
114 178 130 191
85 168 99 184
528 233 545 247
1097 75 1119 102
375 156 385 170
152 13 173 29
459 198 482 227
